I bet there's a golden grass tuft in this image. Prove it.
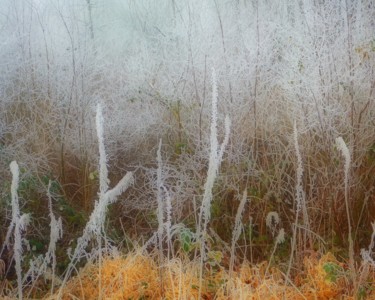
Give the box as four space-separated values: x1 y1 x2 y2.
56 253 161 300
299 253 347 299
48 252 375 300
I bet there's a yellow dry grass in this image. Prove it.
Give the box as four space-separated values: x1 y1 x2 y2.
48 252 375 300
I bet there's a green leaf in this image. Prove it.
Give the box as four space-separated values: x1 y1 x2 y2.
323 262 342 282
180 229 193 253
29 239 44 252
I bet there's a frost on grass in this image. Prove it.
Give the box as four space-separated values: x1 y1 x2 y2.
266 211 280 237
230 190 248 275
22 180 63 295
197 68 231 298
1 161 30 300
335 136 355 277
361 222 375 267
155 139 173 259
59 103 134 293
199 68 231 259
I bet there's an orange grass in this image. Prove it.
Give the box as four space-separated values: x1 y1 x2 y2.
48 252 375 300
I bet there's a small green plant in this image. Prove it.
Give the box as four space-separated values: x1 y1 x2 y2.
323 262 343 283
179 228 195 253
207 250 223 268
357 286 367 299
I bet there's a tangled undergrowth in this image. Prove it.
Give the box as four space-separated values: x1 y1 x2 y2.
1 1 375 299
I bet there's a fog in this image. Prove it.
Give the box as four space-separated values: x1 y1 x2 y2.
1 0 374 183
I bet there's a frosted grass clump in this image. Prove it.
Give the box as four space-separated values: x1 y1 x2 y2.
97 103 109 196
266 211 280 237
199 68 231 257
360 222 375 267
293 121 309 228
287 121 309 278
197 68 231 298
14 214 30 300
2 162 21 255
156 139 164 262
22 180 63 296
2 163 62 299
162 185 173 258
156 139 173 260
45 180 63 293
59 103 134 296
336 137 351 185
275 228 285 245
336 136 355 278
265 227 286 276
229 190 248 275
1 161 30 300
